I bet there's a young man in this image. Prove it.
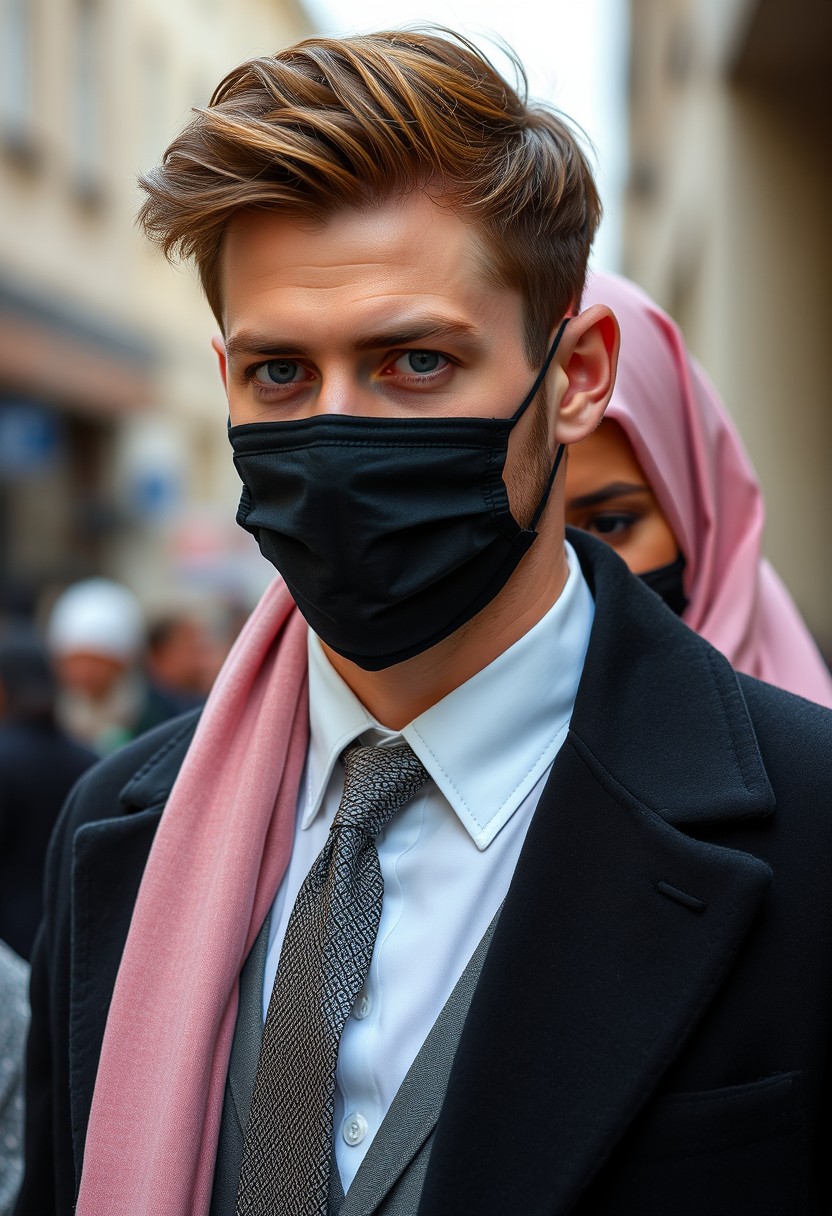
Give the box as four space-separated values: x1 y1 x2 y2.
16 30 832 1216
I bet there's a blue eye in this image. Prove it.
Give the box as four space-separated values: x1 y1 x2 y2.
254 360 301 385
392 351 446 376
407 351 440 373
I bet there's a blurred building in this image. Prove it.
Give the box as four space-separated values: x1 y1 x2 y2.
625 0 832 653
0 0 313 619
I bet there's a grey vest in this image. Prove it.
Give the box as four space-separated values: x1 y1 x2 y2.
210 914 498 1216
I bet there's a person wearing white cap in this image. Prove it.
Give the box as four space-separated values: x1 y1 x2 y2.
46 578 147 755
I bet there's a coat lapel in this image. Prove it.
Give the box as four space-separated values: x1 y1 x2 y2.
419 533 776 1216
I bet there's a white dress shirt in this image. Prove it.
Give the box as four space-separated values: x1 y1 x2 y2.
263 541 594 1191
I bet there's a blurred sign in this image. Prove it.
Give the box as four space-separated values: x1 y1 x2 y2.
170 508 273 600
126 467 182 520
0 401 61 479
116 416 184 523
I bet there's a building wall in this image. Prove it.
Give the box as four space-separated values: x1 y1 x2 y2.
0 0 314 617
625 0 832 652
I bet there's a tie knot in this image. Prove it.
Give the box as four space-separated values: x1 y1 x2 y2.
334 742 429 837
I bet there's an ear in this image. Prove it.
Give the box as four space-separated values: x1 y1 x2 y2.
211 332 228 392
550 305 619 445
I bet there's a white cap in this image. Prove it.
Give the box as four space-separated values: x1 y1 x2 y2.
47 578 145 663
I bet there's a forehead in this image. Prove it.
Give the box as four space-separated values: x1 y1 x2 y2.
567 419 648 493
219 193 523 342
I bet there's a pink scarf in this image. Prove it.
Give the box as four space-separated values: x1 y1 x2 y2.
77 577 309 1215
584 271 832 708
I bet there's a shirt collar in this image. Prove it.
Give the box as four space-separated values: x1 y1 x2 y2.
304 540 594 849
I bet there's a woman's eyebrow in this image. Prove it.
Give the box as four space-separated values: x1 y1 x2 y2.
567 482 651 510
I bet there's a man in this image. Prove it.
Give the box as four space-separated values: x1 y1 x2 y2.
46 578 155 754
16 29 832 1216
140 609 219 722
0 625 95 960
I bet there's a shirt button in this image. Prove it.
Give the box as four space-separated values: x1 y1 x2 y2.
342 1112 368 1146
352 991 371 1020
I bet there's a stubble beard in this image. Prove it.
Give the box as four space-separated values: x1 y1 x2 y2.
506 387 554 530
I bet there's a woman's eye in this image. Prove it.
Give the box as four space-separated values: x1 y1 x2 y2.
252 359 303 386
588 512 639 536
392 350 446 376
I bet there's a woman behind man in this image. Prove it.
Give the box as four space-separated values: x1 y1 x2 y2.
566 271 832 707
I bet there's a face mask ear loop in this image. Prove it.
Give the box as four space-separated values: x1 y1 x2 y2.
514 315 570 532
529 442 566 532
510 316 571 423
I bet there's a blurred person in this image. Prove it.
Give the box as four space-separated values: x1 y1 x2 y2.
0 626 95 960
145 610 221 710
565 271 832 707
15 29 832 1216
46 577 185 753
0 940 28 1216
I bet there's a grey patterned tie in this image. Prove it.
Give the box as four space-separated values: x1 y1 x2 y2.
236 741 429 1216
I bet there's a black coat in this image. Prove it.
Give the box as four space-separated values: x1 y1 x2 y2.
15 533 832 1215
0 721 95 961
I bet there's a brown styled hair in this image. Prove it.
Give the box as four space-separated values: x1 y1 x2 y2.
138 29 600 361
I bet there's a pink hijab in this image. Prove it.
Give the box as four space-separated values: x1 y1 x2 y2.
583 270 832 707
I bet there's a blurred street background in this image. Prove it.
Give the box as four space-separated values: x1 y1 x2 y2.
1 0 830 651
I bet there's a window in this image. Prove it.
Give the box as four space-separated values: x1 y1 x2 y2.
71 0 105 202
1 0 38 163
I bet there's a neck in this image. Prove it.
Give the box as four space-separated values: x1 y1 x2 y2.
322 521 569 730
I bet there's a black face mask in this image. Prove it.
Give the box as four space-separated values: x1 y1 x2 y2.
638 552 688 616
230 320 569 670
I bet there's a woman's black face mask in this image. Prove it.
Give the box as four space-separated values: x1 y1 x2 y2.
638 552 688 616
229 320 569 670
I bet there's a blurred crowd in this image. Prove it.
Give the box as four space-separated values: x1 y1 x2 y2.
0 581 245 964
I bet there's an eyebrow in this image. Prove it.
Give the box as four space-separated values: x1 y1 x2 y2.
566 482 651 511
224 316 484 359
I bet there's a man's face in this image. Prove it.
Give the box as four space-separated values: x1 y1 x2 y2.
217 194 558 522
55 652 128 701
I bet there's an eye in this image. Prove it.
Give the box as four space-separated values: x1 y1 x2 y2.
252 359 304 386
391 350 447 376
586 511 640 536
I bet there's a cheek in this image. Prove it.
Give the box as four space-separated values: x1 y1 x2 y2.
503 399 552 523
623 512 680 574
